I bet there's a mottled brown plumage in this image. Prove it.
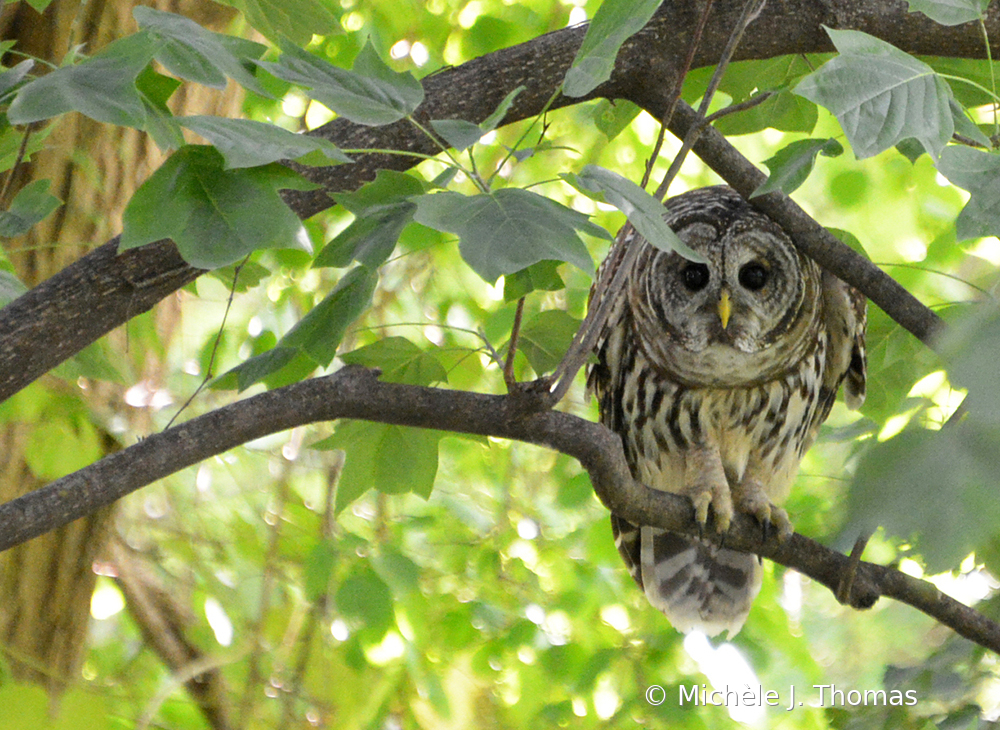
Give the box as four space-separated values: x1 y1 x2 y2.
588 186 866 637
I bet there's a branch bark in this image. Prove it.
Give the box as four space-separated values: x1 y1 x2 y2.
0 0 994 401
0 365 996 654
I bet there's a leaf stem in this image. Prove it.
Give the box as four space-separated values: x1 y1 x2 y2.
979 18 998 136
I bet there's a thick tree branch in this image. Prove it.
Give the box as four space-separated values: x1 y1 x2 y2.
0 0 994 401
0 365 997 654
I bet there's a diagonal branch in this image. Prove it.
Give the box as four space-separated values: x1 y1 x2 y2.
0 365 996 653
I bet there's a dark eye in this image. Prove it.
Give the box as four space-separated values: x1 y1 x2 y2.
738 262 769 291
681 263 710 292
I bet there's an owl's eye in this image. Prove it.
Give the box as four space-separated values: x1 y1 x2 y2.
681 263 710 292
738 262 769 291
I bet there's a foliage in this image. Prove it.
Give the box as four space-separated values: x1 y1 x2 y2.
1 0 1000 728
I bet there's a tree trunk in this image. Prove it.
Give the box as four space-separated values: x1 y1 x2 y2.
0 0 243 695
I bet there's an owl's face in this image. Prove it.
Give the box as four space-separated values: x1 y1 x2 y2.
628 188 823 387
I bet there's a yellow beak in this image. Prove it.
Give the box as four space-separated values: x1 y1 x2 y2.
717 290 731 330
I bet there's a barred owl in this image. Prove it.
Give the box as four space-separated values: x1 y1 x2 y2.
588 186 866 638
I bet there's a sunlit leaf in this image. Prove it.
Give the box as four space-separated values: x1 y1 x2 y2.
503 260 564 301
280 266 379 366
592 98 640 140
562 164 705 262
0 179 61 238
214 0 340 45
180 115 352 168
335 564 395 634
120 145 314 269
340 337 448 386
260 40 423 126
793 28 954 158
906 0 990 25
516 309 580 374
935 146 1000 240
317 171 425 268
751 138 843 197
134 6 270 96
563 0 664 97
412 188 602 282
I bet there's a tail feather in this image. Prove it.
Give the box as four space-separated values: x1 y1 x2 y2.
613 515 761 638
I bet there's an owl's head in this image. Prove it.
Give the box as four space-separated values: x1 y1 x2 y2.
628 186 823 387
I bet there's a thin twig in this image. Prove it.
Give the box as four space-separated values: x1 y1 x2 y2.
0 128 32 208
503 296 525 388
164 256 250 430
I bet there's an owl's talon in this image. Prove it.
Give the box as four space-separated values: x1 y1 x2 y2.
734 480 793 542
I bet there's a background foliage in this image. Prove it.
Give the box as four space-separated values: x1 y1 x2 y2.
2 0 1000 728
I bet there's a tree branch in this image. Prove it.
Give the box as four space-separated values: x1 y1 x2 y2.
0 365 997 653
0 0 994 401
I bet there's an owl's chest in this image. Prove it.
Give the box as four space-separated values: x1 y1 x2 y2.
613 333 827 496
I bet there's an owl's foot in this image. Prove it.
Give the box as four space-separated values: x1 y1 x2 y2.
733 482 793 542
682 446 734 534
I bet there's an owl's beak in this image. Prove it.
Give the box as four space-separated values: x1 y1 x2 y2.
717 289 732 330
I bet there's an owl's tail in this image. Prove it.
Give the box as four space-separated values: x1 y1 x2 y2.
612 515 762 638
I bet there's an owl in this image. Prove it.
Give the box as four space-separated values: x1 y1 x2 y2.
588 186 866 638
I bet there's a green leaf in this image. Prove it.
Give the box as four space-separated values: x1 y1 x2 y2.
751 138 843 197
479 86 525 133
563 0 664 97
317 173 423 268
846 423 1000 572
0 179 61 238
279 266 379 366
935 146 1000 240
949 97 991 148
335 564 395 634
0 270 27 307
179 115 352 168
135 66 185 150
713 90 819 136
260 40 424 126
214 0 340 45
134 6 270 96
339 337 448 386
329 421 443 510
119 145 313 269
0 59 34 103
793 28 954 158
304 539 338 601
430 86 525 152
562 164 705 262
8 31 162 127
516 309 581 374
906 0 990 25
412 188 602 282
219 346 299 392
503 260 565 301
592 98 641 141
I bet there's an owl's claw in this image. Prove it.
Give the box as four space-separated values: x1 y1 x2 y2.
683 480 733 534
734 482 793 542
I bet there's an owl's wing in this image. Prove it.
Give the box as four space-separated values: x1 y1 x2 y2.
821 270 867 410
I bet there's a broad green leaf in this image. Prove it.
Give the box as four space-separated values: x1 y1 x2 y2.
260 40 423 126
906 0 990 25
0 179 61 238
317 170 425 268
328 420 443 510
563 0 664 97
429 119 487 153
335 564 395 634
340 337 448 386
503 260 565 301
713 90 819 136
135 6 270 96
940 301 1000 425
0 59 33 102
280 266 379 366
793 28 954 158
52 340 126 385
751 138 843 197
218 346 299 392
479 86 525 133
592 98 640 141
412 188 602 282
845 423 1000 572
180 115 352 168
0 270 26 307
516 309 581 374
8 31 162 127
25 406 103 479
214 0 340 45
120 145 313 269
135 66 185 150
562 164 705 262
949 97 991 148
935 146 1000 240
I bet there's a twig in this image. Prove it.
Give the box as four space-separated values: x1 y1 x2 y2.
503 297 525 388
